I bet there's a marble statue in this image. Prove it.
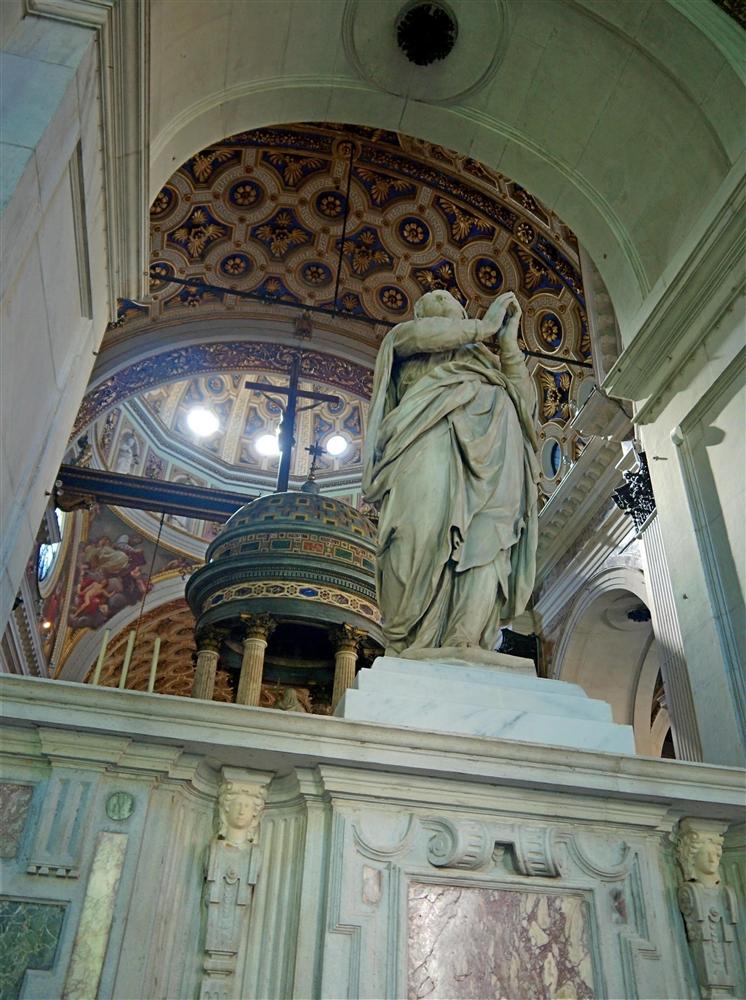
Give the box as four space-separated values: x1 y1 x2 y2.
200 776 267 999
363 289 538 655
114 431 140 474
675 818 739 998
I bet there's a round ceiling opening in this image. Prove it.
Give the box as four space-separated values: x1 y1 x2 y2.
396 2 458 66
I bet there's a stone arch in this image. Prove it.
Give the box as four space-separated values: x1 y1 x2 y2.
552 566 669 756
146 1 741 335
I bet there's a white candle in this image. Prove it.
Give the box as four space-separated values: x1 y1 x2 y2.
118 630 136 689
91 628 110 685
147 637 161 693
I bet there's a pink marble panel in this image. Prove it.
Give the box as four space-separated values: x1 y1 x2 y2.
408 882 594 999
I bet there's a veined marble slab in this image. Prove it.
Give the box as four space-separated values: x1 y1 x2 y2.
408 882 594 1000
337 656 635 753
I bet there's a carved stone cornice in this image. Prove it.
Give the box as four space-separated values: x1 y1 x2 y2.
536 434 630 581
24 0 150 310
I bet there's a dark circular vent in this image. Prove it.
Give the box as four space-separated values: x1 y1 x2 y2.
396 2 458 66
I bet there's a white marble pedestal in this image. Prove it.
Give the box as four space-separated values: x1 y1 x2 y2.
336 653 635 753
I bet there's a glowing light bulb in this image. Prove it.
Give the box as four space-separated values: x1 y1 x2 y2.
187 407 219 437
255 433 280 457
326 434 348 457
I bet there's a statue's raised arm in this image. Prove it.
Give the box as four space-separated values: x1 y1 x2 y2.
363 288 539 658
390 290 517 358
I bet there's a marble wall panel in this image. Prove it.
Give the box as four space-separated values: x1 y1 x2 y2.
0 898 65 999
0 783 33 858
62 831 128 1000
408 882 594 1000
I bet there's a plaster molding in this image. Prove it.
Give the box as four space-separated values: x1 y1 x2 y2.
604 157 746 421
25 0 150 309
341 0 509 106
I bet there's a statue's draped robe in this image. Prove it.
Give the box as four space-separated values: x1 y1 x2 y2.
363 316 539 653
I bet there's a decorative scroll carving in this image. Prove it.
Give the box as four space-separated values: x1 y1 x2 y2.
427 818 492 870
423 820 562 876
511 826 560 878
200 770 269 1000
675 818 740 998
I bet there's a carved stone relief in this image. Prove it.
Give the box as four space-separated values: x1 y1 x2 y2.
675 818 740 998
326 801 680 1000
27 776 94 878
200 769 270 1000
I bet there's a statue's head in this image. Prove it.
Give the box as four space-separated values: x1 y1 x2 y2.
217 780 266 847
414 289 467 321
676 820 724 886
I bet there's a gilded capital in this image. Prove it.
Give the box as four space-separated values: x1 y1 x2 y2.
330 624 366 653
240 613 277 642
196 628 222 654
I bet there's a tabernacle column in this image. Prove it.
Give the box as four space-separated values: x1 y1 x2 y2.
192 630 221 700
331 625 365 709
236 615 276 706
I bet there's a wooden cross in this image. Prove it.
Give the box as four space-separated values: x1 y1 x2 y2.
245 353 340 492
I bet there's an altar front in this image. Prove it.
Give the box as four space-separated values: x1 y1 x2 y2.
1 674 744 1000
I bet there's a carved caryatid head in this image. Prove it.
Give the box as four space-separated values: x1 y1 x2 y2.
217 780 266 847
676 819 724 888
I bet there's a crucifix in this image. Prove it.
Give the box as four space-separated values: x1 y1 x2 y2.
245 353 340 492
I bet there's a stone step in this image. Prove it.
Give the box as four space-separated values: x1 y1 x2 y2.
336 655 635 754
354 666 613 722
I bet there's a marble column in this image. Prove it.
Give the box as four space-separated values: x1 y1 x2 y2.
236 616 276 706
331 625 365 710
191 631 222 701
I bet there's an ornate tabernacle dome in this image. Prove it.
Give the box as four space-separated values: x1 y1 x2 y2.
185 491 382 714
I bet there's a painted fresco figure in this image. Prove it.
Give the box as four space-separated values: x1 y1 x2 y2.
363 289 538 655
200 778 267 1000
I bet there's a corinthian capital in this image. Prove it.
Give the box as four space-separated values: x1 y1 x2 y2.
239 613 277 642
330 624 366 653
